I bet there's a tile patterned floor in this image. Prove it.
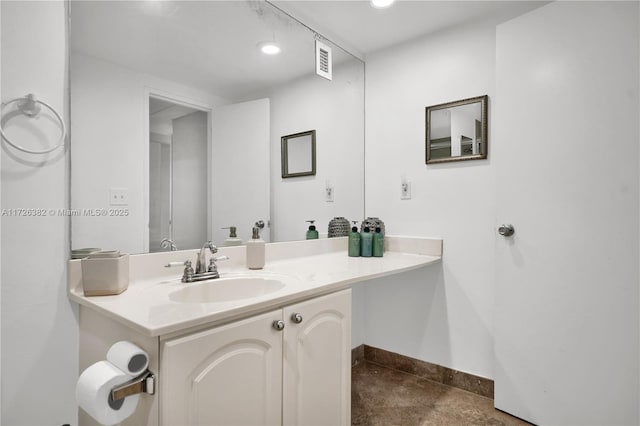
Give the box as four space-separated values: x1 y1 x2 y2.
352 361 531 426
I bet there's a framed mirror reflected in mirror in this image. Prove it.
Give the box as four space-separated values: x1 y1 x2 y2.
425 95 488 164
281 130 316 178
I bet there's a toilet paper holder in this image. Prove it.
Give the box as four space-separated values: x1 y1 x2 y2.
110 370 156 401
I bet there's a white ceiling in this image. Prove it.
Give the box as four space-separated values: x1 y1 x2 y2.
70 1 324 100
70 1 547 101
273 0 548 58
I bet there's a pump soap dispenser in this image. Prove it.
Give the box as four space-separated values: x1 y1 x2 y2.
306 220 319 239
222 226 243 246
373 227 384 257
360 227 373 257
348 221 361 257
246 225 265 269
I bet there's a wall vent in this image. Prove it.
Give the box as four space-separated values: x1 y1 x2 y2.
315 40 332 81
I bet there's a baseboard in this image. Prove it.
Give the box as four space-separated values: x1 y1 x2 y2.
351 344 365 367
352 344 494 399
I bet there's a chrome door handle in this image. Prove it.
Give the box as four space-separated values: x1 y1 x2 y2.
291 313 303 324
272 320 285 331
498 224 515 237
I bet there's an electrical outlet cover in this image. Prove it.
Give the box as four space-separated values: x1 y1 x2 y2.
110 188 129 206
401 182 411 200
326 185 334 202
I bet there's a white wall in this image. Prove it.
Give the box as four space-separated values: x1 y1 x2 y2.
268 60 365 242
363 19 502 379
172 111 208 250
351 284 366 348
363 2 640 393
1 1 77 424
1 0 4 417
70 53 228 254
211 99 271 245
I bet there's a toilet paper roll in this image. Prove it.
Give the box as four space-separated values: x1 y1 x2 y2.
106 341 149 377
76 361 140 426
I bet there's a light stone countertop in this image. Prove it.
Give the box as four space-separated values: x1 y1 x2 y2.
68 236 442 337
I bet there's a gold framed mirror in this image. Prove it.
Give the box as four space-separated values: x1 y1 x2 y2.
425 95 488 164
281 130 316 178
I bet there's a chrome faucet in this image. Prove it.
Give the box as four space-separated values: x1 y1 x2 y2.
196 241 217 274
178 241 229 283
164 242 230 283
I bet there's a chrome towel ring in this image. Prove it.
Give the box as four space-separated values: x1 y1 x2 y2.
0 93 66 154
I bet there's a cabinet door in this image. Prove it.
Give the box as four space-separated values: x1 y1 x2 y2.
160 310 283 426
283 289 352 426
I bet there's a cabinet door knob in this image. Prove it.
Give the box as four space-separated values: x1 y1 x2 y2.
272 320 285 331
291 313 303 324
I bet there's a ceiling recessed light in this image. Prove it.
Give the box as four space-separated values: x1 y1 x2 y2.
258 42 281 55
371 0 395 8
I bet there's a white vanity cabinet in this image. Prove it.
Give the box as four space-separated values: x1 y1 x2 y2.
159 289 352 426
282 289 352 426
160 309 283 425
73 237 440 426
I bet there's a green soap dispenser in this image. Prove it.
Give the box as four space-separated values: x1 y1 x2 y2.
360 226 373 257
348 221 361 257
222 226 243 246
306 220 319 239
373 227 384 257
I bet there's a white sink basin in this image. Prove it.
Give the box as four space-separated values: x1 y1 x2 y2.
169 276 286 303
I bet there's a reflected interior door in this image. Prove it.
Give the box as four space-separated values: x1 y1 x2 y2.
148 96 208 253
149 136 171 251
494 2 639 424
211 99 270 245
172 111 208 250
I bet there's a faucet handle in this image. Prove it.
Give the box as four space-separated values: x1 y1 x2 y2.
182 260 195 283
207 256 229 271
207 258 216 273
207 256 230 281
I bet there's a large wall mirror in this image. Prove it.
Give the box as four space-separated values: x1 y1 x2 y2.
69 1 364 254
425 95 488 164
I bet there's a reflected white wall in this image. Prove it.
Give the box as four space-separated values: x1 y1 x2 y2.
269 59 365 242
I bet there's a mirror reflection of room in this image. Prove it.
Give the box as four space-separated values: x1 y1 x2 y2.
148 97 208 253
69 1 365 254
426 95 487 164
430 104 481 158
